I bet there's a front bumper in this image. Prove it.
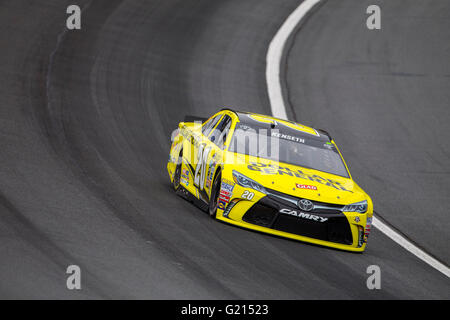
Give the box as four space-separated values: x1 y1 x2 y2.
243 196 353 245
217 189 370 252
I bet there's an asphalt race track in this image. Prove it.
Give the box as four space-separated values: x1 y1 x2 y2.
0 0 448 298
283 0 450 266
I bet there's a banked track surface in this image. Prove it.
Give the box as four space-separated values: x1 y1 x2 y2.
282 0 450 266
0 0 448 298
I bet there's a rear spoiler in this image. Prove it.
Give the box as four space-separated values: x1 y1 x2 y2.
183 115 208 123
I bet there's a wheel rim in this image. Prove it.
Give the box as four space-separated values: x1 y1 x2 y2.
210 175 220 216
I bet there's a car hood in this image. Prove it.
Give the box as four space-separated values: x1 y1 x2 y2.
225 153 367 205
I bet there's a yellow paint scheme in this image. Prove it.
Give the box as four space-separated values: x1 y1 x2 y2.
167 110 373 252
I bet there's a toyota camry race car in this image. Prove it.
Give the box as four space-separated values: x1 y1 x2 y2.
167 109 373 252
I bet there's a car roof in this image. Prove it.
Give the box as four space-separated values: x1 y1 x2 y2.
220 108 331 141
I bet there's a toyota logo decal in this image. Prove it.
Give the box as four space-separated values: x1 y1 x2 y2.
298 199 314 212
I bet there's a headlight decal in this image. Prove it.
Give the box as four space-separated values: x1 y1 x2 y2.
342 200 367 213
232 170 267 194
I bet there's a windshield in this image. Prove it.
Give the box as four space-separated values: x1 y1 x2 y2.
229 122 349 178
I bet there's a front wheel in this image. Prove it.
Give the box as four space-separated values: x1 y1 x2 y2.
208 172 221 218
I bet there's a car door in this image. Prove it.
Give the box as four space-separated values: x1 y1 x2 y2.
191 113 223 197
196 114 233 199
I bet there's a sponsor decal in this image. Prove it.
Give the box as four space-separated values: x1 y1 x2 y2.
221 179 235 193
182 168 190 180
296 184 317 191
219 190 231 203
222 178 235 185
219 181 234 204
247 162 352 192
279 208 328 223
354 216 360 223
181 168 190 186
218 200 226 210
364 217 372 242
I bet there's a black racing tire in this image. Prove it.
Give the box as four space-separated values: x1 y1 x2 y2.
173 153 182 191
208 171 221 218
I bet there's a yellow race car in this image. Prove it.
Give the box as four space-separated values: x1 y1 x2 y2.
167 109 373 252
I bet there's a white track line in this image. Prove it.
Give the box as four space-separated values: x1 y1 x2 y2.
372 217 450 277
267 0 322 120
266 0 450 278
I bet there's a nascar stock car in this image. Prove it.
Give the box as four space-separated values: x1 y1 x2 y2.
167 109 373 252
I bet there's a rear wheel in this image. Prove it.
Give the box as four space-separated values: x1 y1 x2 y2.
208 172 221 218
173 153 182 191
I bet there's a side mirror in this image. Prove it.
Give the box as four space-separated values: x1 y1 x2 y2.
316 128 332 141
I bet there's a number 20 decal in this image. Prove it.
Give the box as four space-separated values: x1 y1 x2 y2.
242 190 254 200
